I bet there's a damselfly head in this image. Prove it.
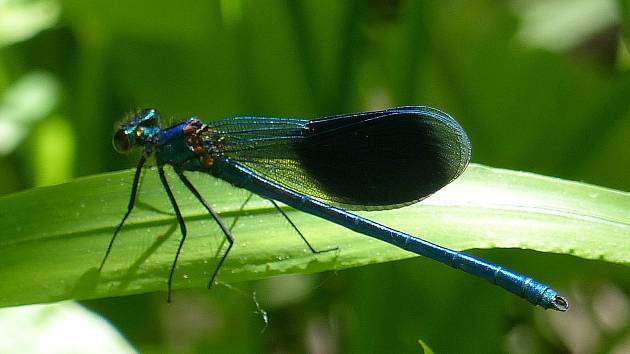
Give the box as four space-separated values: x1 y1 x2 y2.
113 108 161 153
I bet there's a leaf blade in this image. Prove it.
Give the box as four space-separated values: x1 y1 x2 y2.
0 163 628 307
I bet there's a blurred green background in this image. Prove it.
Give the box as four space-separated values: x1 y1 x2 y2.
1 0 630 353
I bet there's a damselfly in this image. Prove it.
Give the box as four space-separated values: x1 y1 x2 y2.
99 106 568 311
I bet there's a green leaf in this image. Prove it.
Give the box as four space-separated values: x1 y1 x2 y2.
417 339 434 354
0 163 628 307
0 71 61 155
0 0 60 48
0 301 135 352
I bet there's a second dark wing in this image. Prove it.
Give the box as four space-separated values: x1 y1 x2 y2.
212 106 471 210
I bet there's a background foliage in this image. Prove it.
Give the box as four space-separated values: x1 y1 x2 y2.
1 0 630 353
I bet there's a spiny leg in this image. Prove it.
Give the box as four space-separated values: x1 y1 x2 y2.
269 200 338 254
157 166 187 302
99 156 146 272
175 170 234 289
203 193 253 272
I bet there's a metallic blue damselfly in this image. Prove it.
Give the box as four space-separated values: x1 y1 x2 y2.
100 106 568 311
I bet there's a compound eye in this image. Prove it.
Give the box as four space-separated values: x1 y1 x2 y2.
113 129 132 153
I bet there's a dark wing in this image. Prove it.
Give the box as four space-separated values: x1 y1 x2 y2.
211 106 471 210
